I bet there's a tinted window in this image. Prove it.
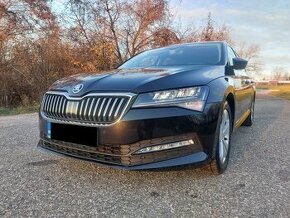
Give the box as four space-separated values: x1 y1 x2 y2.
119 44 222 69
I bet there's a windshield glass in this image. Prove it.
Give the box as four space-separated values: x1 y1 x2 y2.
119 43 223 69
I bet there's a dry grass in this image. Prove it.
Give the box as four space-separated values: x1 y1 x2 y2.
0 105 39 116
257 84 290 100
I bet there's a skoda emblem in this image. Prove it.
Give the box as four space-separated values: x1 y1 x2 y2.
72 84 84 94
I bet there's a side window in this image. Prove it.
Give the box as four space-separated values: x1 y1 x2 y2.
227 46 236 66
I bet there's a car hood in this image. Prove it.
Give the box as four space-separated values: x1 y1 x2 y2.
49 65 224 95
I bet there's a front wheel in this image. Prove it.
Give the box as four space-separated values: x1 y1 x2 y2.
210 101 232 175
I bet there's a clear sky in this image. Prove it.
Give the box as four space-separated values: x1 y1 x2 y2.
170 0 290 75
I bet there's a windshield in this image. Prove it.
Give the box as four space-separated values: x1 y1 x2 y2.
119 43 223 69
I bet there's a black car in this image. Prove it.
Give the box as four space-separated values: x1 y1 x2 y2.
38 41 255 174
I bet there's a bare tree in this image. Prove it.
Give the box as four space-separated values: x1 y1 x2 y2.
199 13 232 43
235 42 261 78
152 27 180 47
64 0 170 65
0 2 265 108
283 71 290 80
0 0 58 107
272 67 287 80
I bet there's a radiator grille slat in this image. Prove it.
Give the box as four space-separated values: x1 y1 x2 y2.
78 99 85 120
61 97 67 118
55 96 60 116
58 97 64 118
46 95 51 115
98 98 106 122
48 96 54 116
103 98 112 122
92 98 101 121
83 98 90 121
43 95 48 113
114 98 124 118
41 93 131 125
88 98 95 119
108 98 118 122
50 96 55 116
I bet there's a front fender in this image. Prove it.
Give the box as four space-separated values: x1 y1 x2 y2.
207 77 235 104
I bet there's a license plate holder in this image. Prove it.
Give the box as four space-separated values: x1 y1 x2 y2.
50 123 98 146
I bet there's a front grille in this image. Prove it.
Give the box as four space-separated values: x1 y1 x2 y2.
41 92 132 125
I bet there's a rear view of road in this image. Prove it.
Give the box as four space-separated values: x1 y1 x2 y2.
0 93 289 217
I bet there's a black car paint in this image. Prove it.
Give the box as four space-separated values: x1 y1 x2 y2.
38 42 255 169
49 65 226 94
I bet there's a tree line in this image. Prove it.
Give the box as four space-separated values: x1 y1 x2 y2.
0 0 259 107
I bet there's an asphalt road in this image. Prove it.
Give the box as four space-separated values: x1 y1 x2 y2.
0 93 289 218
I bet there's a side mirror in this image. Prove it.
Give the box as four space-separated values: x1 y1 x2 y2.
232 57 248 70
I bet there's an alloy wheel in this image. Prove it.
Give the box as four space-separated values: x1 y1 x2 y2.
219 109 230 164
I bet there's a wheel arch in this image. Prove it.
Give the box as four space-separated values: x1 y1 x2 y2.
206 77 237 129
215 83 236 129
225 92 235 130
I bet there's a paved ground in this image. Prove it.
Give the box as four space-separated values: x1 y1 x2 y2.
0 93 289 218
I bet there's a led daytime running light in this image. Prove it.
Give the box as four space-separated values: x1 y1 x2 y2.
153 87 201 101
135 139 195 154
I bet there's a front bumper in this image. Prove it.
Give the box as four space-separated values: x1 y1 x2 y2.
38 139 209 169
38 102 221 169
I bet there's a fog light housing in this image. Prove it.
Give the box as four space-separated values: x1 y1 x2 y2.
135 139 194 154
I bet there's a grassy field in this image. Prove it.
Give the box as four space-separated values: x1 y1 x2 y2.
257 84 290 100
0 105 39 116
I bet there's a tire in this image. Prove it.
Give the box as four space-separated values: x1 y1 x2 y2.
210 101 232 175
242 100 255 127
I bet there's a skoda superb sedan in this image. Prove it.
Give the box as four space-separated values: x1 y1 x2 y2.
38 41 255 174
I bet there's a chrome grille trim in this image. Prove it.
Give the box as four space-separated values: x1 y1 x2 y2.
41 91 135 127
114 98 124 118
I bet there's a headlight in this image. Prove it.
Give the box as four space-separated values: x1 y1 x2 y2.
132 86 209 112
